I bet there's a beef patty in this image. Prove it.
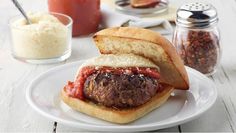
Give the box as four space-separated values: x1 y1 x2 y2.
83 72 159 108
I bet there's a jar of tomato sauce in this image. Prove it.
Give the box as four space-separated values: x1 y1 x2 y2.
48 0 101 36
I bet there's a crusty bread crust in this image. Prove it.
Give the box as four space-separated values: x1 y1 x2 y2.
93 27 189 90
61 86 174 124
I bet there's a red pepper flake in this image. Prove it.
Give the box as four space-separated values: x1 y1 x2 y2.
173 30 220 74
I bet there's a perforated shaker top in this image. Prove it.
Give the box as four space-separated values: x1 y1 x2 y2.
176 2 218 28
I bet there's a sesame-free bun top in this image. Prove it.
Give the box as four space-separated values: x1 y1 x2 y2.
80 54 159 69
93 27 189 90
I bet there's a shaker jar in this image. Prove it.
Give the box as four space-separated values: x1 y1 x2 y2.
172 2 221 75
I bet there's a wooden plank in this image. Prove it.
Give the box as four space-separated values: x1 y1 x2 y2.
214 0 236 130
0 45 54 131
0 1 56 130
215 64 236 132
0 0 235 132
56 124 179 133
177 0 236 132
180 67 234 132
0 2 56 127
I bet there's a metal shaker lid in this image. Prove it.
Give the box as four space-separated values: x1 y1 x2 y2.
176 2 218 28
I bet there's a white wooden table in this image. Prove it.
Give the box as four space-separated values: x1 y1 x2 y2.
1 0 236 132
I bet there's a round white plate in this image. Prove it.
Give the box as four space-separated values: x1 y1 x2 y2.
26 60 217 132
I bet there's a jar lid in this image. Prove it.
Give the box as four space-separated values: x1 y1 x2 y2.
176 2 218 28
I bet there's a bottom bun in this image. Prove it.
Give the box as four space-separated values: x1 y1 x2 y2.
61 86 174 124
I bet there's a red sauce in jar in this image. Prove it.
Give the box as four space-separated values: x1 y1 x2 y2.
64 66 160 100
48 0 101 36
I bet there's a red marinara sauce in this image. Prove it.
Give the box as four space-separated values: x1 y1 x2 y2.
64 66 160 100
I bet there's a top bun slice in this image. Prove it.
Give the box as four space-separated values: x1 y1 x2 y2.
93 27 189 90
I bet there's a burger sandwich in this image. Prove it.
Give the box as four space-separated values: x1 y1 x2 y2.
61 27 189 124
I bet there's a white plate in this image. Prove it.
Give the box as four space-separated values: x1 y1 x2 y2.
26 60 217 132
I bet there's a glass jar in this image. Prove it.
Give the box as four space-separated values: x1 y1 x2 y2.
9 12 72 64
172 2 221 76
48 0 101 36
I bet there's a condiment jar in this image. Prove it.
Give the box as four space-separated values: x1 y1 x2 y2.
48 0 101 36
9 12 72 64
172 2 221 76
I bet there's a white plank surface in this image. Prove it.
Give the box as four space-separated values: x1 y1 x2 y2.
0 34 54 131
0 0 236 132
0 1 52 132
179 0 236 132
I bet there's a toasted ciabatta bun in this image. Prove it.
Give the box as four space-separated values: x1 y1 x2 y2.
61 85 173 124
93 27 189 90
